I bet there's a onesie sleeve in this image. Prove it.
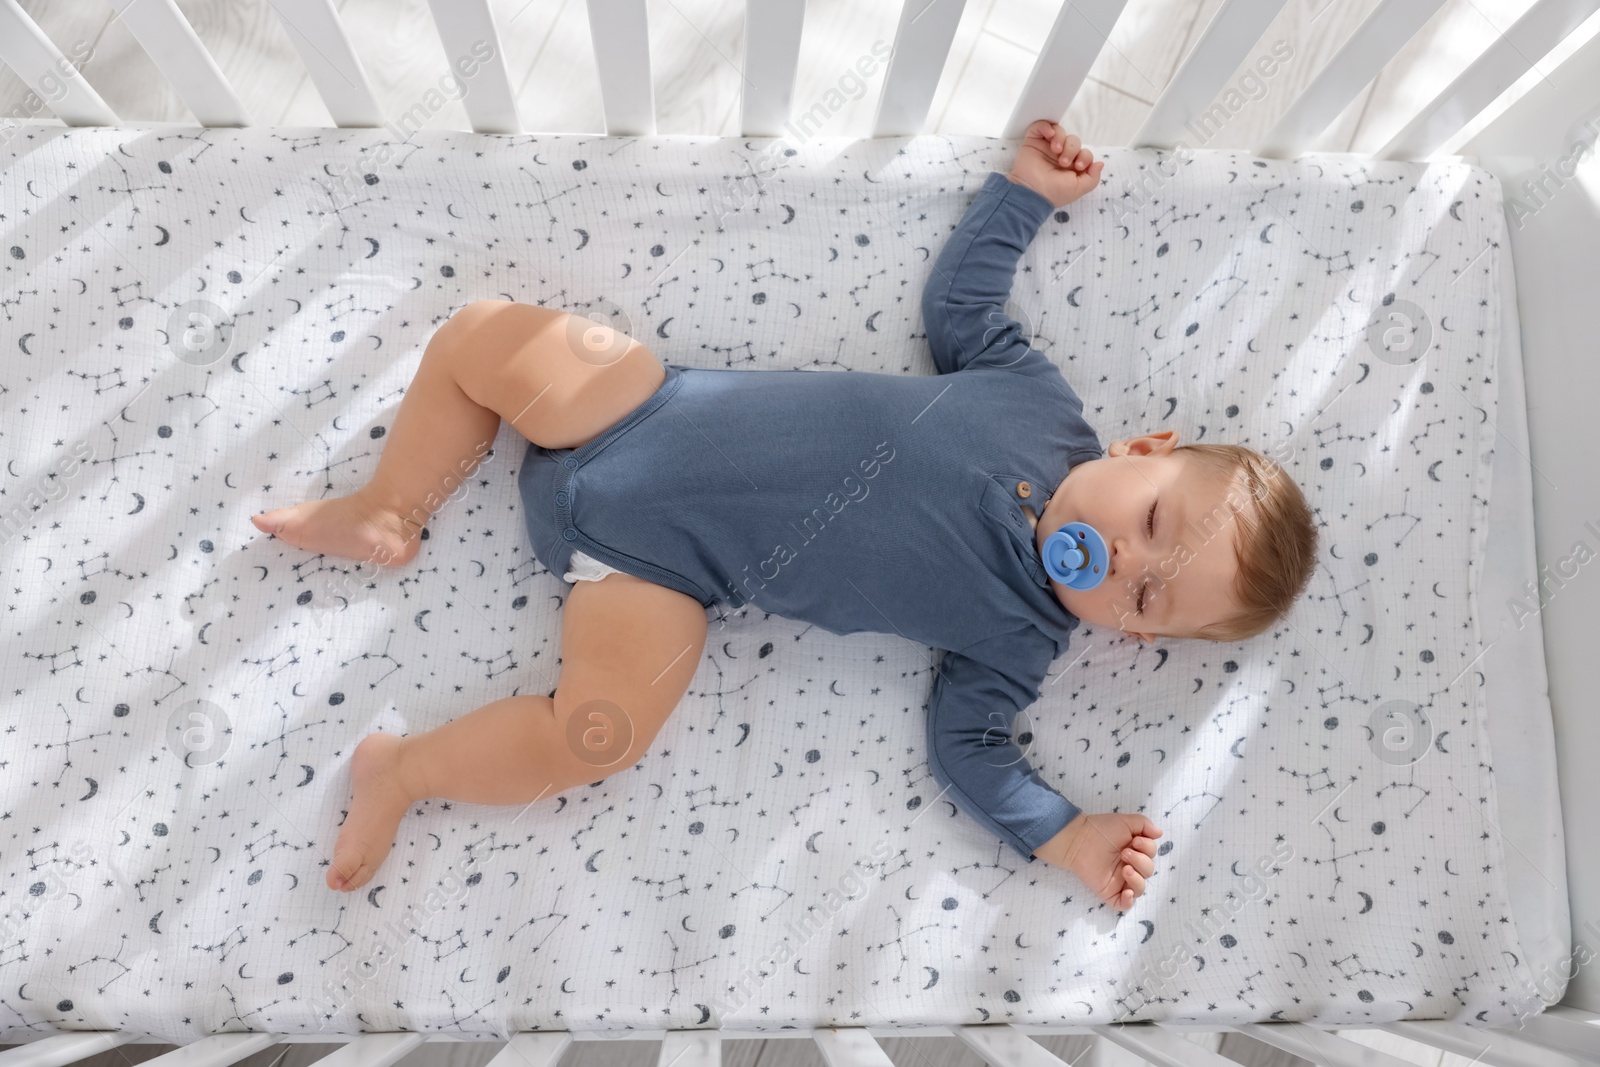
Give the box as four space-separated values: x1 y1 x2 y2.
924 626 1082 861
921 170 1084 397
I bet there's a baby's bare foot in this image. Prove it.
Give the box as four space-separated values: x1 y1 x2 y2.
328 732 417 892
251 489 421 567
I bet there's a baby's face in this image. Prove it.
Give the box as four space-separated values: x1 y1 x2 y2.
1036 430 1243 643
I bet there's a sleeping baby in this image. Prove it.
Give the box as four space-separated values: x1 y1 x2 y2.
251 120 1318 910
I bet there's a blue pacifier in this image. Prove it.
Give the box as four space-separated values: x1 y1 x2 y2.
1040 521 1109 590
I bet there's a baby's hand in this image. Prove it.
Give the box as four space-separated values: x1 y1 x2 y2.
1007 120 1104 210
1037 811 1163 910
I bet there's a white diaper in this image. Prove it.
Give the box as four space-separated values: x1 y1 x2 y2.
563 549 625 584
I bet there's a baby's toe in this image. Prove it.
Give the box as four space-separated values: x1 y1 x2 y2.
328 856 368 892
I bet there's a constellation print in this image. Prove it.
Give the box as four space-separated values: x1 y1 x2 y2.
0 127 1531 1038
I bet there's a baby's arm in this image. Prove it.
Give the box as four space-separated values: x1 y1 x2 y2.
919 121 1102 382
924 631 1163 910
924 638 1082 858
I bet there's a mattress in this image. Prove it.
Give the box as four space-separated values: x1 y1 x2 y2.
0 126 1560 1039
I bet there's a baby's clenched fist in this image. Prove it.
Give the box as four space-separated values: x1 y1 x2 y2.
1007 119 1104 210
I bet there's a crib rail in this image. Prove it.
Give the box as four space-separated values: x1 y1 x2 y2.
1376 0 1600 159
6 1016 1600 1067
3 0 1598 155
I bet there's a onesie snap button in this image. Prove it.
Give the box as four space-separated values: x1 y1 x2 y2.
563 529 578 541
564 457 578 470
1016 481 1032 498
555 490 568 506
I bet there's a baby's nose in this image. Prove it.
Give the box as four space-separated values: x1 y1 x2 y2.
1109 537 1148 578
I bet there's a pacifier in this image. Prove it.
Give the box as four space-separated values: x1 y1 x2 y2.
1040 521 1108 590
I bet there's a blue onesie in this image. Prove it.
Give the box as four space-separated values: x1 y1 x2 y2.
518 170 1104 861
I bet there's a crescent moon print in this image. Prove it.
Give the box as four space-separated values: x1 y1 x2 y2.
0 132 1521 1035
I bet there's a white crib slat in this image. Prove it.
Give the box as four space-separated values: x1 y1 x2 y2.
1092 1024 1239 1067
133 1034 279 1067
308 1035 426 1067
586 0 655 135
1233 1024 1416 1066
1003 0 1132 140
740 0 807 137
103 0 251 126
0 1033 134 1067
1465 4 1600 160
952 1025 1073 1066
480 1033 573 1067
1380 1020 1592 1067
0 0 119 127
657 1030 720 1067
1376 0 1600 160
871 0 967 137
422 0 522 134
1504 1005 1600 1059
1254 0 1449 158
812 1027 896 1066
1132 0 1290 148
266 0 385 128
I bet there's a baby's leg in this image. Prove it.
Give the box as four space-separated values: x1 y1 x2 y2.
326 571 707 891
251 299 667 567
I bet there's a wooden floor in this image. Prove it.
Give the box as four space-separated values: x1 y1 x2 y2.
0 0 1555 1064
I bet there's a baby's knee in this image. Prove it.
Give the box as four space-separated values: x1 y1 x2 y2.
428 299 524 358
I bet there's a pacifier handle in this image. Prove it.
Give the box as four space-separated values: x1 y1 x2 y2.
1040 521 1108 590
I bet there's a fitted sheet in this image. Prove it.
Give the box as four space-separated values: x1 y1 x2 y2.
0 126 1555 1039
1476 220 1568 1004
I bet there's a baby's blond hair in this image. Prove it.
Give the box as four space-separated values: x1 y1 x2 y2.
1171 444 1318 642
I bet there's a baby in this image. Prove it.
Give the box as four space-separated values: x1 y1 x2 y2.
252 121 1318 911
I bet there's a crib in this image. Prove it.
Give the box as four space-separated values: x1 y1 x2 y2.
2 0 1600 1065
